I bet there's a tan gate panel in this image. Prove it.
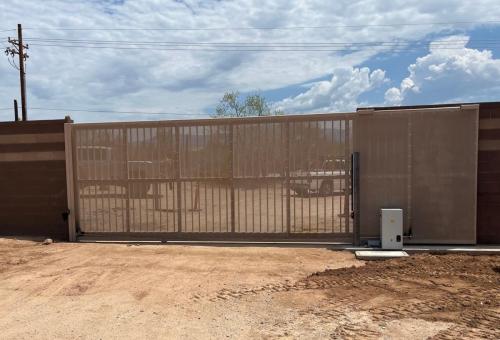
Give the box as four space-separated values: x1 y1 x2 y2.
355 106 478 244
70 114 354 241
355 111 410 238
410 107 478 243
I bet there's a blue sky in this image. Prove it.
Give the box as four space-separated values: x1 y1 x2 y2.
1 1 500 122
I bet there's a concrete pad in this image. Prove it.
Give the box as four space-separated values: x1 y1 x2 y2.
355 250 409 260
402 245 500 255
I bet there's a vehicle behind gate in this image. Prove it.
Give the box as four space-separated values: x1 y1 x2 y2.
76 145 155 197
290 158 347 196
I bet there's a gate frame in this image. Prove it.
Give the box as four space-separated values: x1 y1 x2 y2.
64 122 77 241
65 112 355 242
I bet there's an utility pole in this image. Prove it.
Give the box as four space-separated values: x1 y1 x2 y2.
5 24 29 121
17 24 27 121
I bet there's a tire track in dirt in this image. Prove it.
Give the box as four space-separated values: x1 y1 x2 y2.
207 254 500 338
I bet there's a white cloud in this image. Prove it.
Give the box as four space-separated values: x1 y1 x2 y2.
277 67 387 113
1 1 500 121
385 35 500 105
384 87 403 104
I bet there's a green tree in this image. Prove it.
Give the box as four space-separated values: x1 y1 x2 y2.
214 91 282 117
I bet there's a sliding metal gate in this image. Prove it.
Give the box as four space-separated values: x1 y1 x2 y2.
68 113 353 241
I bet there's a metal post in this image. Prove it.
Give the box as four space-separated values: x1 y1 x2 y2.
352 152 360 246
13 99 19 121
64 122 76 241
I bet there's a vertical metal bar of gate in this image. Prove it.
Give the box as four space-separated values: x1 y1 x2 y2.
230 124 236 233
285 121 291 235
124 127 131 232
352 151 360 246
175 126 182 233
72 124 81 237
344 120 351 233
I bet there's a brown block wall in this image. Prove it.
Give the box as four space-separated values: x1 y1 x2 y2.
0 119 69 240
477 103 500 244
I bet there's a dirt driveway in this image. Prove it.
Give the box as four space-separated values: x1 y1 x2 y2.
0 238 498 339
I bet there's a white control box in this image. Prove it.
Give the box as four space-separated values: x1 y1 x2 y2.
380 209 403 250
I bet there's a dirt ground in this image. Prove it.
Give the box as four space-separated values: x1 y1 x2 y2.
0 238 498 339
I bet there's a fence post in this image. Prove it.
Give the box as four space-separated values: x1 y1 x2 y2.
352 152 360 246
64 122 77 241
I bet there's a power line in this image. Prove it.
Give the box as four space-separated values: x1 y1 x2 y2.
21 20 500 31
17 107 207 116
23 39 500 50
22 37 500 50
25 37 489 46
25 42 500 53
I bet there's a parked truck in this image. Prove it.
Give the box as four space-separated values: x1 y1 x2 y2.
289 158 347 196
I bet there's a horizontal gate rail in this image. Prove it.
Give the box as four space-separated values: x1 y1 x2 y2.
79 232 354 243
71 112 355 129
76 175 349 184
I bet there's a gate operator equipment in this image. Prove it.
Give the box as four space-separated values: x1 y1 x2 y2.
380 209 403 250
